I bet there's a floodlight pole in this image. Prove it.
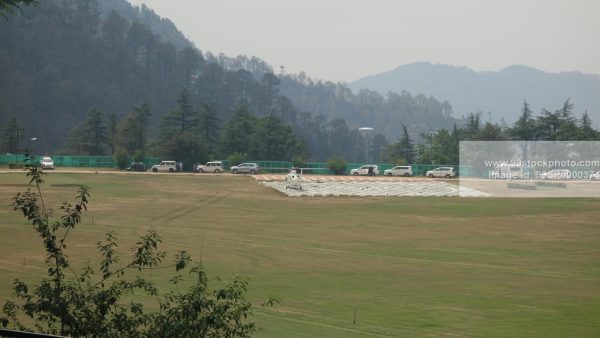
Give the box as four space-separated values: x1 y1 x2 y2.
31 137 37 157
359 127 374 163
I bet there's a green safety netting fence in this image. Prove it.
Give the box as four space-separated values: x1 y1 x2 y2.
0 155 160 169
1 154 471 176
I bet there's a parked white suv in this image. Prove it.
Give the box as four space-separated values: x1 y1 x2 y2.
151 161 177 172
426 167 456 178
350 165 379 176
384 165 412 177
40 156 54 169
196 161 223 173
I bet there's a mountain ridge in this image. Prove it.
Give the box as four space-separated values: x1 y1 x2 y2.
350 62 600 125
97 0 194 51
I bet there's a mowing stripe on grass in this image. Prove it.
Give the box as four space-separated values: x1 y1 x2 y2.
205 233 598 282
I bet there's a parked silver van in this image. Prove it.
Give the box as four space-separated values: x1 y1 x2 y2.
384 165 412 177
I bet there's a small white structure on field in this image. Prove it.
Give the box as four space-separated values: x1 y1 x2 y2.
285 167 304 190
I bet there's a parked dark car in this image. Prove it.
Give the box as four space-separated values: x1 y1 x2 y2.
126 162 146 172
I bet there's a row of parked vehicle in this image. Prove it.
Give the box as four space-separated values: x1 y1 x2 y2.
118 161 600 181
28 157 600 180
141 161 459 178
350 165 457 178
31 157 456 178
195 161 261 174
138 160 262 175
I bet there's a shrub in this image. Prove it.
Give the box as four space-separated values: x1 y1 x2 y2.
327 156 347 175
291 155 305 168
114 147 129 169
133 149 145 163
227 152 246 167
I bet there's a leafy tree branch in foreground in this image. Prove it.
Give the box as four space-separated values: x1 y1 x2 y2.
0 0 36 18
1 160 276 337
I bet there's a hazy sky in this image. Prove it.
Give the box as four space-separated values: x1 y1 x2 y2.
127 0 600 82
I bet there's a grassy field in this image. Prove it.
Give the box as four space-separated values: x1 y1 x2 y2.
1 171 599 337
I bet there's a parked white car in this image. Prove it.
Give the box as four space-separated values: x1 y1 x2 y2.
350 165 379 176
40 156 54 169
426 167 456 178
196 161 223 173
151 161 177 172
384 165 412 177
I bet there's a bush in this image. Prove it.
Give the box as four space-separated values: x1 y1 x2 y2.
133 149 145 163
291 155 305 168
327 156 347 175
114 147 129 169
227 152 246 167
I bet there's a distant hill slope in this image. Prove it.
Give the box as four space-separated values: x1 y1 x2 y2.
98 0 193 51
0 0 203 153
0 0 454 157
349 62 600 124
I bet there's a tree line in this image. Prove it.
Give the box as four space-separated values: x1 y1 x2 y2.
384 99 599 166
3 96 598 169
47 90 301 170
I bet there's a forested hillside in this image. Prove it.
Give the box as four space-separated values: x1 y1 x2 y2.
209 56 456 141
96 0 193 51
0 0 454 162
0 0 197 152
278 73 455 141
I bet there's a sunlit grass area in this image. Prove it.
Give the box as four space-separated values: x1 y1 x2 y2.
1 172 599 337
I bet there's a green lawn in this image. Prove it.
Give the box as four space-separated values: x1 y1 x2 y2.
1 172 599 337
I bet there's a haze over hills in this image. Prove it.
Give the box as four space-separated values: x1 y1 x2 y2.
3 0 596 160
349 62 600 125
0 0 454 155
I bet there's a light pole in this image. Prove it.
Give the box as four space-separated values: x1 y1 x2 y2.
359 127 374 163
31 137 37 157
15 129 22 154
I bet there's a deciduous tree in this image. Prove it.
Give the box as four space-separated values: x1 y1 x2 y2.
0 0 36 18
